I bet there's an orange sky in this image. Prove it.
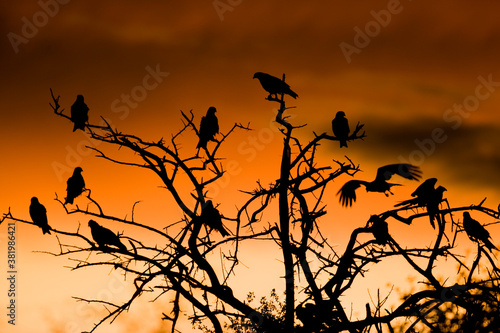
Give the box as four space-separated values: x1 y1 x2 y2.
1 1 500 332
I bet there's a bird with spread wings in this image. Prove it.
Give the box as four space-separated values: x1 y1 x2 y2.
338 163 421 207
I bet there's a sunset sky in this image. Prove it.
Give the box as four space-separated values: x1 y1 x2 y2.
1 1 500 332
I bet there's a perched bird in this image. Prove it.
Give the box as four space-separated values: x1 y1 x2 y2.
65 167 85 205
197 107 219 150
29 197 51 234
462 212 497 251
201 200 229 237
395 178 446 228
71 95 89 132
368 215 389 245
253 72 298 99
426 186 447 229
395 178 438 208
88 220 127 251
338 164 421 207
331 111 350 148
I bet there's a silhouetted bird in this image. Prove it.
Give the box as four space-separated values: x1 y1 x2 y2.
197 107 219 150
368 215 389 245
462 212 497 251
395 178 446 228
29 197 51 234
65 167 85 205
71 95 89 132
253 72 298 99
426 186 447 229
88 219 127 251
331 111 350 148
201 200 229 237
338 164 421 207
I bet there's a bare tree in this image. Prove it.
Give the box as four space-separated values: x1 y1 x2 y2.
1 80 500 333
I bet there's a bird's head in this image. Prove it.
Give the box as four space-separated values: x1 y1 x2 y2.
76 95 84 102
336 111 346 118
437 186 447 193
253 72 263 79
207 106 217 114
463 212 471 218
88 219 98 228
31 197 39 204
204 200 214 209
74 166 83 174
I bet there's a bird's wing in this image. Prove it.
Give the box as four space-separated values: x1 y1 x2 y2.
205 113 219 136
376 164 422 182
255 72 298 98
75 174 85 189
89 224 104 245
464 215 484 239
100 226 119 242
411 178 437 197
337 180 366 207
199 115 208 131
465 216 496 250
80 174 85 188
66 176 73 190
212 114 219 134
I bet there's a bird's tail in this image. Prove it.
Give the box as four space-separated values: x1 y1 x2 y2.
218 225 230 237
485 239 498 252
339 140 348 148
42 226 52 235
287 88 298 99
394 198 416 207
196 138 207 150
429 215 436 229
64 197 74 205
117 239 127 251
73 123 85 132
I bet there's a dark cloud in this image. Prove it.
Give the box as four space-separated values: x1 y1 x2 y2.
355 116 500 189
